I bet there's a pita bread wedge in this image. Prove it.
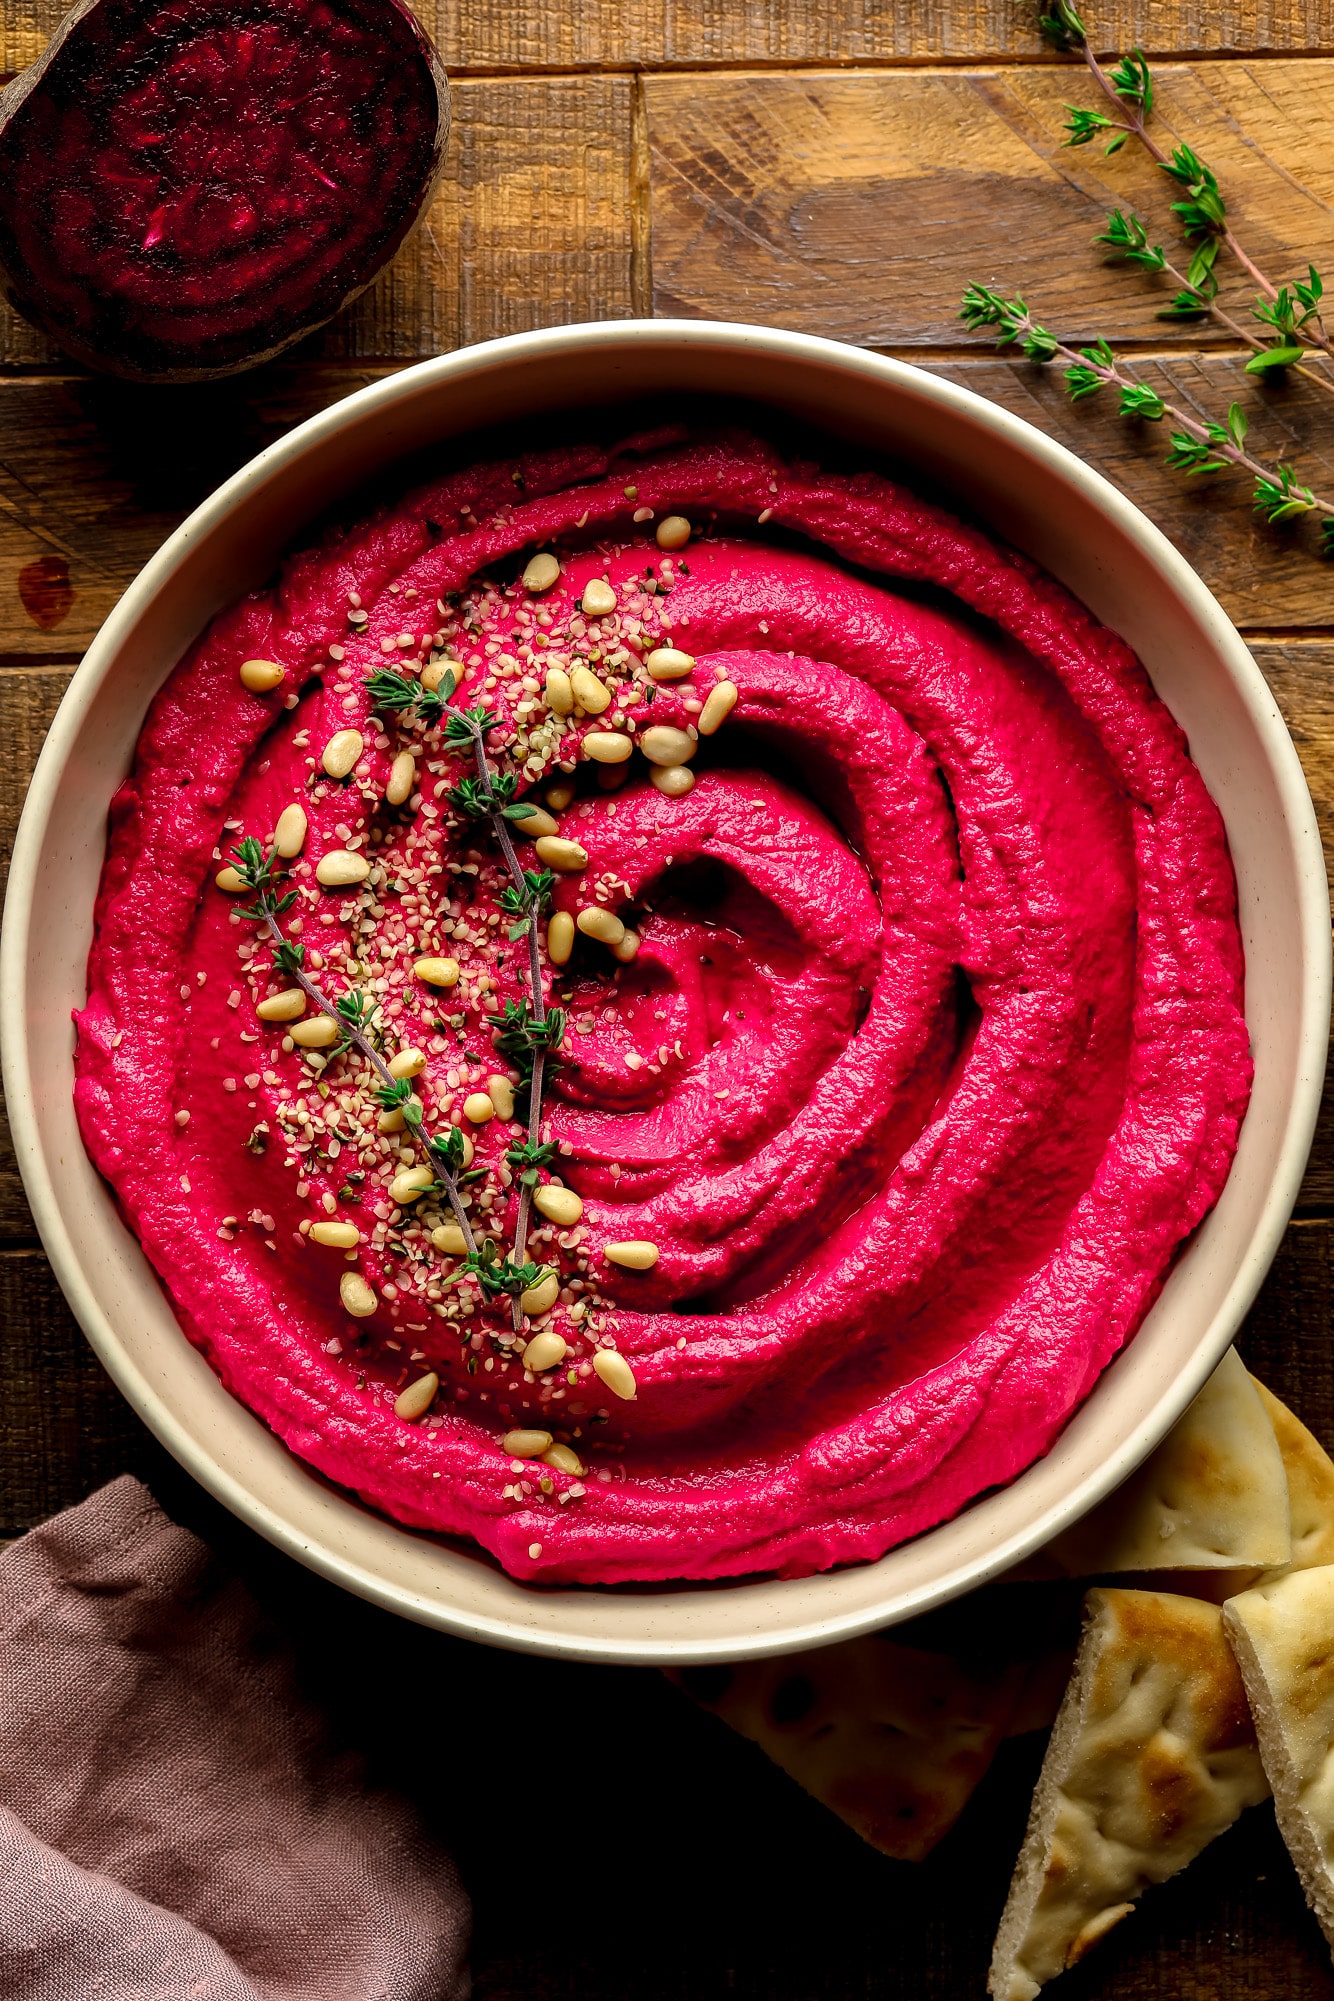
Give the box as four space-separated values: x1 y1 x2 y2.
1251 1381 1334 1577
1224 1565 1334 1954
988 1589 1268 2001
1048 1348 1290 1578
669 1634 1027 1861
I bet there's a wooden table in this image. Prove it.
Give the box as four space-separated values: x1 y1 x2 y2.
2 2 1333 1994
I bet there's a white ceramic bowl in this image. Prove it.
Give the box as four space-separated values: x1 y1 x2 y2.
4 321 1328 1662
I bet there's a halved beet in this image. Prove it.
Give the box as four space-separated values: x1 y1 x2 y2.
0 0 449 380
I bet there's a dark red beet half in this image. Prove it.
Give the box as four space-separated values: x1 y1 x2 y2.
0 0 449 380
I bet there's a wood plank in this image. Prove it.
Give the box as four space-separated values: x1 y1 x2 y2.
646 60 1334 347
1252 640 1334 1209
0 1249 160 1535
322 75 637 359
5 0 1329 79
920 352 1334 626
0 665 69 1235
0 370 389 653
0 75 637 369
431 0 1334 68
2 351 1331 662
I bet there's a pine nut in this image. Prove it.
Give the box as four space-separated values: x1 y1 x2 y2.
256 987 306 1022
389 1165 435 1204
641 725 695 767
215 865 247 892
583 730 633 764
593 1349 638 1399
378 1094 421 1133
645 647 695 681
534 1184 583 1226
340 1271 377 1317
274 803 307 857
577 907 625 947
605 1240 659 1270
570 665 611 714
311 1220 360 1248
512 804 560 838
520 1272 560 1317
464 1092 495 1124
523 1331 568 1373
523 552 561 593
432 1223 469 1255
389 1047 427 1079
395 1372 439 1420
386 749 416 805
655 516 692 551
240 658 285 692
487 1075 516 1121
650 765 695 798
612 928 640 963
414 956 459 987
503 1427 553 1458
535 836 589 873
315 849 371 887
544 780 576 811
545 668 574 716
547 911 575 965
290 1014 339 1047
421 659 453 693
699 681 738 736
542 1442 584 1475
322 729 364 779
580 578 617 617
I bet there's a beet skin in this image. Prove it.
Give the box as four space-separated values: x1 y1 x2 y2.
0 0 450 380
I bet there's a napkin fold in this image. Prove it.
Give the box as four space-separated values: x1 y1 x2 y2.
0 1475 470 2001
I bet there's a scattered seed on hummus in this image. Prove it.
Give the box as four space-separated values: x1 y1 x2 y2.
75 430 1251 1590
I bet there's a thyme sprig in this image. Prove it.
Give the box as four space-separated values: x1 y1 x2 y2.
228 837 480 1254
367 660 566 1329
960 286 1334 550
1041 0 1333 391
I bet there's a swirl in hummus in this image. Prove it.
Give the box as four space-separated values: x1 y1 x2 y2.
74 430 1252 1585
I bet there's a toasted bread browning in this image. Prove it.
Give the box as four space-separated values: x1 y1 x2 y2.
988 1590 1268 2001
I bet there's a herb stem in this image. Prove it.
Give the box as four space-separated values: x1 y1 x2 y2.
457 710 552 1329
1151 247 1334 403
251 903 479 1256
1080 44 1272 291
1012 304 1334 521
1076 33 1334 364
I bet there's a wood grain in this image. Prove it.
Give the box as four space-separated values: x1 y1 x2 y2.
647 61 1334 346
0 76 636 369
325 75 636 359
3 351 1331 659
0 1250 159 1532
434 0 1334 69
1254 640 1334 1211
0 665 69 1234
920 353 1334 627
5 0 1330 78
0 371 388 654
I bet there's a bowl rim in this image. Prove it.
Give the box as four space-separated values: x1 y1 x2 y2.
4 317 1328 1661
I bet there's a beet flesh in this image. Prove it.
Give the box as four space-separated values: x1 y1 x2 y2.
0 0 449 380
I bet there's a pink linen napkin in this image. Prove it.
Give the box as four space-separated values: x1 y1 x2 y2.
0 1475 471 2001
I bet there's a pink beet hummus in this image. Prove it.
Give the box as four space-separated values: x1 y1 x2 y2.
74 430 1252 1585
